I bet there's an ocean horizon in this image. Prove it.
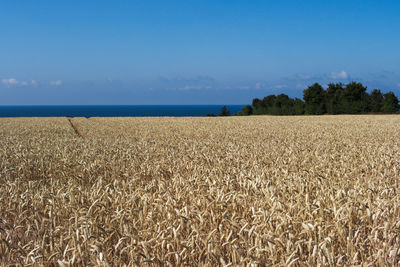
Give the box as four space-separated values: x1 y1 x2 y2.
0 105 245 118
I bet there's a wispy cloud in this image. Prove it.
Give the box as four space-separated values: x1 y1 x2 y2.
158 75 215 91
181 85 203 90
298 74 312 80
159 75 215 84
2 78 19 85
255 82 264 89
273 84 287 89
397 83 400 88
330 71 348 79
50 80 62 86
2 78 39 87
180 85 213 90
284 72 350 84
283 73 319 82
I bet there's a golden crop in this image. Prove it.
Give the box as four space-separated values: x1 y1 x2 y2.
0 115 399 266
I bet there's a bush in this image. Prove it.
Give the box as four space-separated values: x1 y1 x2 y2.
219 106 230 116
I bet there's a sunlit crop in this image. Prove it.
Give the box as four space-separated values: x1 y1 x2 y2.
1 115 399 265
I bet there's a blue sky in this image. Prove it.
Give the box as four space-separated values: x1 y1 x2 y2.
1 0 399 105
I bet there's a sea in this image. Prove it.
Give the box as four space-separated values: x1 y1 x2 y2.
0 105 245 117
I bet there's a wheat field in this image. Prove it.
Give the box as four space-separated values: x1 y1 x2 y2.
0 115 399 266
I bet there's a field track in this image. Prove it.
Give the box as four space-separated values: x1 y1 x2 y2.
67 118 85 139
0 115 399 265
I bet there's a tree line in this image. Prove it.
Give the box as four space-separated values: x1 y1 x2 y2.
236 82 399 116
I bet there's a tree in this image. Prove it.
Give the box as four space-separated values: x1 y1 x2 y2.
236 81 400 116
237 105 253 116
219 106 230 116
252 98 267 114
382 92 400 113
303 83 326 115
273 94 294 115
262 95 277 109
252 98 262 109
293 98 305 115
252 95 276 115
326 83 344 114
368 89 384 113
341 82 368 113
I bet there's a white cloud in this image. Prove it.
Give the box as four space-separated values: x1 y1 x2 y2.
2 78 19 85
255 82 264 89
182 85 200 90
397 83 400 88
330 71 348 79
50 80 62 86
1 78 40 87
274 84 287 89
298 74 311 80
180 85 213 90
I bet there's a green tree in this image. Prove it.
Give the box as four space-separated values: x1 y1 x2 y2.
243 81 399 116
303 83 326 115
252 98 262 109
382 92 400 113
326 83 344 114
252 95 277 115
273 94 294 115
368 89 384 113
219 106 230 116
293 98 305 115
262 95 277 109
341 82 368 113
238 105 253 115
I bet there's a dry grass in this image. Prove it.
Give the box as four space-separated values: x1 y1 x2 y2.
0 115 399 266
